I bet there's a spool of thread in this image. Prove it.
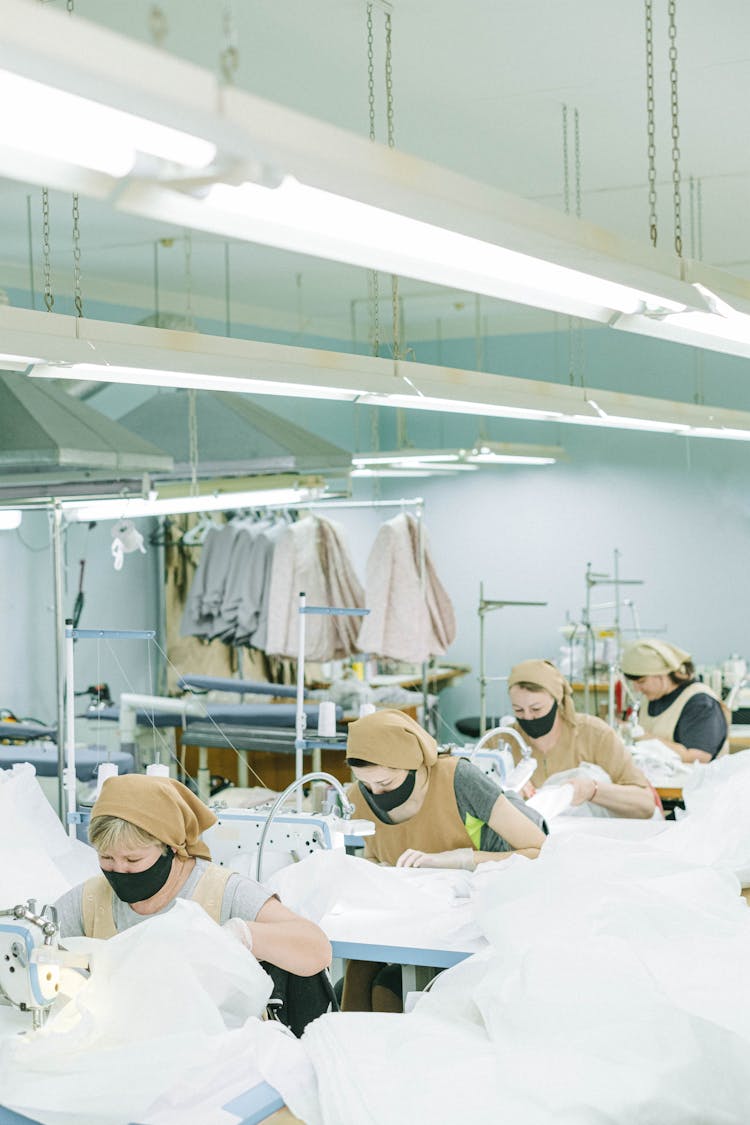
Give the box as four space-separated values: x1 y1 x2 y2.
359 703 376 718
317 700 337 738
146 763 170 778
709 669 724 697
96 762 118 795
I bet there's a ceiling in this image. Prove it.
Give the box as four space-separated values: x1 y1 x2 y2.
2 0 748 349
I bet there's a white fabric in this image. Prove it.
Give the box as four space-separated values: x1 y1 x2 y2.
630 736 694 785
0 901 275 1125
269 848 485 951
0 764 99 903
303 832 750 1125
533 763 614 818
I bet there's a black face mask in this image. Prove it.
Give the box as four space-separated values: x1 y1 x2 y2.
359 770 416 814
101 849 174 904
516 699 558 739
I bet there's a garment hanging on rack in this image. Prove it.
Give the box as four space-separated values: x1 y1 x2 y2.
357 512 456 663
265 516 365 661
179 522 239 640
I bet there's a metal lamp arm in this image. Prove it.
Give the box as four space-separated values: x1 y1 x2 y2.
255 771 354 882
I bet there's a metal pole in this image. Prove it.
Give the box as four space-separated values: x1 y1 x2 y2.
295 592 307 813
64 620 77 839
479 582 486 737
50 503 66 822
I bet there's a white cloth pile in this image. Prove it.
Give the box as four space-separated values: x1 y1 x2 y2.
291 758 750 1125
0 766 320 1125
630 736 694 784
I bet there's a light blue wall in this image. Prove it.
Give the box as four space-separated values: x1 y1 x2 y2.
2 296 749 737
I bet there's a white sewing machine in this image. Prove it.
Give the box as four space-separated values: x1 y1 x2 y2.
0 901 63 1030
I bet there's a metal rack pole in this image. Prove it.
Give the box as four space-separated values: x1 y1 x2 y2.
477 586 547 736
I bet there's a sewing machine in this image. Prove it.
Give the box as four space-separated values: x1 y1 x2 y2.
0 902 62 1030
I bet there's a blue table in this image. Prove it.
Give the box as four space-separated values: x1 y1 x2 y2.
0 1080 287 1125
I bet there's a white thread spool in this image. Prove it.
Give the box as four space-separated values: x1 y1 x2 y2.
146 763 170 778
359 703 376 718
317 701 337 738
96 762 118 795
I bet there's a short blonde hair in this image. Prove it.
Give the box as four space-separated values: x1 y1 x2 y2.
88 814 167 856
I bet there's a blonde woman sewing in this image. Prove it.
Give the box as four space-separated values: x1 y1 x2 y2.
505 658 655 818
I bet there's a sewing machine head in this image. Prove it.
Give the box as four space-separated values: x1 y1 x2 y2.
0 901 61 1030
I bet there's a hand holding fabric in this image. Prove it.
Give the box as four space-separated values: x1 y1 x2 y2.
222 916 254 951
567 775 598 806
396 847 476 870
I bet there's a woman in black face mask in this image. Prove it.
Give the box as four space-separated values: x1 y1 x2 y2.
346 709 546 870
341 709 546 1013
53 774 331 987
506 659 655 819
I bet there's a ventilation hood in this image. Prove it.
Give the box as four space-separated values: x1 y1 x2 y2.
118 389 352 479
0 372 173 502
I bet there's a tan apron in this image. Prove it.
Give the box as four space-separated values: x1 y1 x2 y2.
639 682 730 757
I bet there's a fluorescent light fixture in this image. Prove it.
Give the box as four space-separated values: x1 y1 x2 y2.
353 444 561 470
0 509 22 530
0 352 41 371
200 177 689 323
0 69 216 177
31 362 363 403
466 452 556 465
8 306 750 446
350 468 441 479
614 284 750 363
64 486 322 523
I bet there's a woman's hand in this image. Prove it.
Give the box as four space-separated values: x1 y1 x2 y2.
567 775 598 806
396 847 476 870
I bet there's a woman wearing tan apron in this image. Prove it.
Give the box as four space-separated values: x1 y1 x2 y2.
621 639 729 763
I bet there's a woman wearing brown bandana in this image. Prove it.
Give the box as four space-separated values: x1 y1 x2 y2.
53 774 331 981
346 709 546 870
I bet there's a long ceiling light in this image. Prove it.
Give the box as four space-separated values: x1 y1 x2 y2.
0 70 216 178
64 485 323 523
352 443 563 471
8 306 750 444
2 0 738 337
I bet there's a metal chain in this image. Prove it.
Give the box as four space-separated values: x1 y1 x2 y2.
42 187 54 312
187 389 200 498
72 192 83 317
366 4 380 357
562 104 570 215
668 0 683 256
644 0 658 247
385 10 402 365
697 177 703 260
220 1 239 85
148 4 168 46
183 229 195 330
574 108 582 220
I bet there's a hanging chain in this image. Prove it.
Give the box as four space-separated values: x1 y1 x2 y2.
697 177 703 261
562 104 570 215
183 229 195 330
220 1 239 85
574 108 582 221
42 187 54 312
72 192 83 317
668 0 683 256
385 10 401 365
368 3 382 355
644 0 658 247
187 389 200 498
148 4 168 46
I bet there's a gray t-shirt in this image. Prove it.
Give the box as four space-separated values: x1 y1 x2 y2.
54 858 272 938
453 757 547 851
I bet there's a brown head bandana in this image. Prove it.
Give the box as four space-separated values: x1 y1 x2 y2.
90 774 216 860
346 708 438 769
507 658 577 724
